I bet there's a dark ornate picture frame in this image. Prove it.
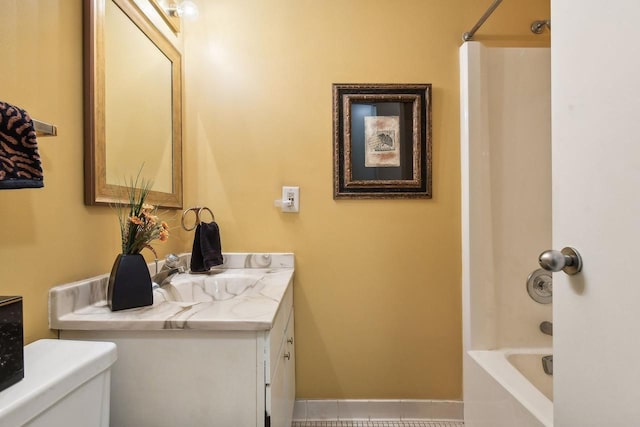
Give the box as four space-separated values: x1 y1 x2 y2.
333 83 432 199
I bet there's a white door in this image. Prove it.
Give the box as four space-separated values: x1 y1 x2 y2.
552 1 640 425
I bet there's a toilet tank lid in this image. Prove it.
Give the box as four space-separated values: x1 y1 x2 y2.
0 339 117 426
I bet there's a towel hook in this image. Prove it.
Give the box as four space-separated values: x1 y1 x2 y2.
181 206 215 231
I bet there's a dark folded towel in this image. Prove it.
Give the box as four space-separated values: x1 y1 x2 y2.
190 221 224 273
0 101 44 189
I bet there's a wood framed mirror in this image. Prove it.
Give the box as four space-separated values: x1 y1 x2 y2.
84 0 183 208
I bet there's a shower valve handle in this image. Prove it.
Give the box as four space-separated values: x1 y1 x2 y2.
539 247 582 275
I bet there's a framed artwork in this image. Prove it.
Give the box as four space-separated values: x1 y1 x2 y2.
332 83 432 199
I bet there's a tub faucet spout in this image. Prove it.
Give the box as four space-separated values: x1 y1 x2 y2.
542 355 553 375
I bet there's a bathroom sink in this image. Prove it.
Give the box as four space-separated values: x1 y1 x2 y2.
156 272 263 303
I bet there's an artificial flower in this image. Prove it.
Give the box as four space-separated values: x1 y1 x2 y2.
115 174 169 255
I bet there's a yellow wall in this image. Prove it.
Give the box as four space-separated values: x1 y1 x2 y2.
0 0 188 345
0 0 548 400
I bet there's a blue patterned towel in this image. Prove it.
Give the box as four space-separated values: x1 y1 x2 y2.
0 101 44 189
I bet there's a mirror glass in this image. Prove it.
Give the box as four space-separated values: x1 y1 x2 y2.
85 0 183 208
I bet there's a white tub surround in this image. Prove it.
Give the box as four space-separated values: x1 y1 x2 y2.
49 252 294 331
49 253 296 427
460 41 552 427
460 42 552 352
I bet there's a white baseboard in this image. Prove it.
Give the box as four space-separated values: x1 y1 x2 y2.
293 399 463 421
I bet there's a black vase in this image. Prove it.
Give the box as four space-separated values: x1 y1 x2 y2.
107 253 153 311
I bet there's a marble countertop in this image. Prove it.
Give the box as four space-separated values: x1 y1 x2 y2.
49 253 294 332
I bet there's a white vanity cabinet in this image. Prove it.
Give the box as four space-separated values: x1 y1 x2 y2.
59 281 295 427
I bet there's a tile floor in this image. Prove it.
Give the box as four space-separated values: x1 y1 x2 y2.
291 421 464 427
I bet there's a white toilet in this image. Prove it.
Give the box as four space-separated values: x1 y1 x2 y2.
0 339 117 427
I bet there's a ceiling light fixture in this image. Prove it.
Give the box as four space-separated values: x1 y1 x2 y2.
164 0 199 19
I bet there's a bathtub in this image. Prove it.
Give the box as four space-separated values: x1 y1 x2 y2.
464 348 553 427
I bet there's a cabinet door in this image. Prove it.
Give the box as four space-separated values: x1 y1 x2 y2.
283 310 295 421
267 310 295 427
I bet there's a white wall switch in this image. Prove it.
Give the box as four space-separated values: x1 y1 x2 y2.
281 186 300 213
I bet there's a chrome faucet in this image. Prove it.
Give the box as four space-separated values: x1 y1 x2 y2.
152 254 185 286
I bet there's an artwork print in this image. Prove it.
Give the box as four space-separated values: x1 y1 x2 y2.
332 83 431 199
364 116 400 167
